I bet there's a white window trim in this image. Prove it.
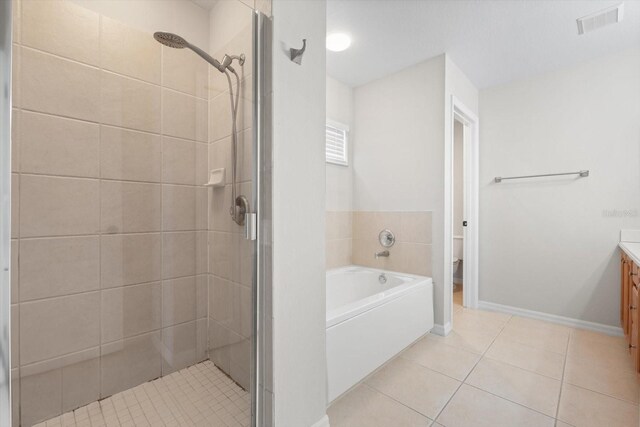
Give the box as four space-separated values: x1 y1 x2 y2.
326 119 349 167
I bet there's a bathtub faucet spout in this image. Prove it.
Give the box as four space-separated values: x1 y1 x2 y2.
375 250 390 259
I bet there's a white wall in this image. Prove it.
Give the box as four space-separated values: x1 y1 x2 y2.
271 0 328 426
326 75 354 212
353 55 445 212
353 54 445 321
70 0 210 49
208 0 253 55
351 54 478 327
479 47 640 327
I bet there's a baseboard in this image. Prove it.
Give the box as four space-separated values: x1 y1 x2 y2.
431 322 452 336
478 300 623 337
311 414 330 427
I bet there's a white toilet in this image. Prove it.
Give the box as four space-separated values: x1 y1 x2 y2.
453 236 463 289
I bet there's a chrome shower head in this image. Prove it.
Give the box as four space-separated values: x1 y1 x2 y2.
153 31 225 73
153 32 188 49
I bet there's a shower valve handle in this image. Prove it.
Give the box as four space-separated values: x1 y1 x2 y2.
245 213 257 241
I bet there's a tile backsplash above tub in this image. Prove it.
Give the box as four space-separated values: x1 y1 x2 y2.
326 211 432 276
326 211 353 269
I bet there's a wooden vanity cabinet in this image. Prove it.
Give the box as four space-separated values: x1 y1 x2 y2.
631 283 639 371
622 253 630 336
621 251 640 373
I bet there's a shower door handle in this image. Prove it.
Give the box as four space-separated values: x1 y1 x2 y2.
245 213 257 241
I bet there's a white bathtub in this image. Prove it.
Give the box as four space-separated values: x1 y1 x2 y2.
326 265 434 402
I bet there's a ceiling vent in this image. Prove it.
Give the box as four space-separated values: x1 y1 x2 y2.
577 3 624 35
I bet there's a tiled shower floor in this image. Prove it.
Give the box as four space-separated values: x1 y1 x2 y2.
36 361 250 427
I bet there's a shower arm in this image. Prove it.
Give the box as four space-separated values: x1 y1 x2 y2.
185 42 226 73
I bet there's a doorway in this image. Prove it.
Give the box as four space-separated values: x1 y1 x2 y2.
453 119 465 309
448 96 479 321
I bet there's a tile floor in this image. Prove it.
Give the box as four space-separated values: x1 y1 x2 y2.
37 361 250 427
453 286 463 306
328 289 640 427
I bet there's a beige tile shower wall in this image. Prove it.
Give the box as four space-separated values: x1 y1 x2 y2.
326 211 353 269
352 211 433 276
11 1 208 425
207 0 255 391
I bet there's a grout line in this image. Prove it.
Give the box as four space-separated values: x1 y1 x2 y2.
19 162 204 186
18 44 101 70
561 380 640 407
97 9 104 403
480 352 565 382
431 313 510 423
162 82 210 101
20 315 205 375
160 40 166 379
490 332 569 357
20 44 210 102
18 230 207 241
360 383 436 423
462 382 558 420
18 107 208 144
17 274 204 305
435 321 573 424
554 330 571 424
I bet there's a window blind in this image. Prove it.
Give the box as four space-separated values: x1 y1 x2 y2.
326 122 348 166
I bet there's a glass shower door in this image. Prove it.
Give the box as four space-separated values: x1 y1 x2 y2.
5 0 272 425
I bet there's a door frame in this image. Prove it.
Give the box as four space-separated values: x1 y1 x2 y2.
252 10 273 427
447 96 479 314
0 0 12 424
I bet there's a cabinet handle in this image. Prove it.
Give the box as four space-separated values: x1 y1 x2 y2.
630 271 638 277
630 344 637 349
631 306 637 310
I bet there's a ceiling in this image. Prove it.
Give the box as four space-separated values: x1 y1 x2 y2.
327 0 640 88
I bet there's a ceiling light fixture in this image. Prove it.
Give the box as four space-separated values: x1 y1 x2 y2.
326 33 351 52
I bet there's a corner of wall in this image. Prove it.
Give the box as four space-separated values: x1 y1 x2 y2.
271 0 328 425
440 54 478 328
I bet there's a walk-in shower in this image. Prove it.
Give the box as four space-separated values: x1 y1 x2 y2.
154 31 250 226
2 1 272 425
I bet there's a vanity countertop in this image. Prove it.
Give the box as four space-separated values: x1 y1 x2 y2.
619 242 640 266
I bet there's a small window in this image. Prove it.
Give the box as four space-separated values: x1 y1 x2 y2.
326 120 349 166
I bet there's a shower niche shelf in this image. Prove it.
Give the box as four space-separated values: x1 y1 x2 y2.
205 168 226 187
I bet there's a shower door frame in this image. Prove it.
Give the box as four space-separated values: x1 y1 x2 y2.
252 10 273 427
0 0 12 426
